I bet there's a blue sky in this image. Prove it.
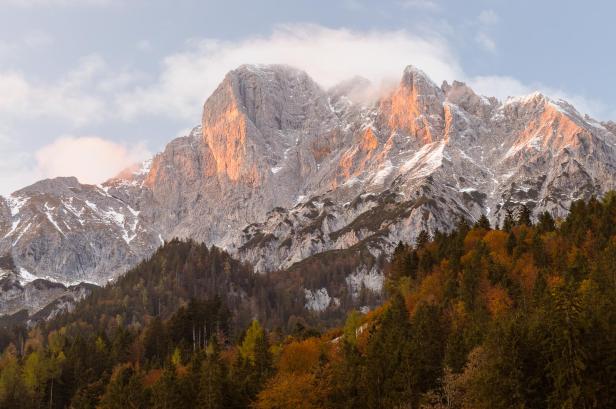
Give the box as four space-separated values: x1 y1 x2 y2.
0 0 614 193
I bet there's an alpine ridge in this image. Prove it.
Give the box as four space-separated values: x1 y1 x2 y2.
2 63 616 318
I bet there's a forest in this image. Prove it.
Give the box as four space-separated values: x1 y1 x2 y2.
0 194 615 408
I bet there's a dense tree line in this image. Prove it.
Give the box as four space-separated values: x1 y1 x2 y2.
0 195 615 408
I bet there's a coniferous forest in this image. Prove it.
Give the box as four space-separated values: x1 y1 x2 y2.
0 195 615 408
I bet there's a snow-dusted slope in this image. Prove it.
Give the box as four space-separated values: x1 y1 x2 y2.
2 64 616 317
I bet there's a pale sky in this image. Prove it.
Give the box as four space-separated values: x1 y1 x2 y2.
0 0 614 194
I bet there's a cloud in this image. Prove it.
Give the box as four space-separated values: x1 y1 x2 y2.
0 54 139 126
469 75 609 119
0 128 41 194
475 9 499 52
0 30 54 58
475 32 497 52
0 132 150 194
1 22 607 129
34 136 150 185
116 24 463 120
478 9 499 25
0 23 613 194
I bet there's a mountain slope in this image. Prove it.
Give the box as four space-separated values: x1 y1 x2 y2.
1 64 616 317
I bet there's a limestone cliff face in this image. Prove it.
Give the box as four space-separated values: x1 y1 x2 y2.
379 66 446 144
2 64 616 317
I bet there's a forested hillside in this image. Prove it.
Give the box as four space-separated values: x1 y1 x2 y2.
0 195 615 408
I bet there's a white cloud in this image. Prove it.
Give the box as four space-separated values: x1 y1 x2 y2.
475 32 497 52
34 136 150 185
470 75 608 118
0 129 41 194
116 24 463 120
475 10 499 52
0 54 139 126
0 132 150 194
0 23 613 194
0 30 54 58
478 9 499 25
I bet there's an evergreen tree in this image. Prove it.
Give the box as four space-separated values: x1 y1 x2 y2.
416 230 430 249
537 210 556 233
364 293 413 408
502 209 515 232
198 344 225 409
506 231 517 255
517 205 533 226
99 364 149 409
474 214 491 230
151 365 183 409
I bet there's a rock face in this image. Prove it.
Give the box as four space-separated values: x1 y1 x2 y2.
0 256 94 322
2 64 616 316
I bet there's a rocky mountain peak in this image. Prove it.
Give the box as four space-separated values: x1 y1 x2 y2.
15 176 82 197
379 64 445 144
200 64 338 184
2 63 616 319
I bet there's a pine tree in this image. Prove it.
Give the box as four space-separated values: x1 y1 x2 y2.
503 209 515 232
99 364 149 409
416 230 431 249
537 211 556 233
198 344 225 409
364 293 413 408
152 366 183 409
517 205 533 226
474 214 491 230
506 231 517 255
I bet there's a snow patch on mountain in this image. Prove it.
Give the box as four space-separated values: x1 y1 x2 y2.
304 288 332 312
346 266 384 299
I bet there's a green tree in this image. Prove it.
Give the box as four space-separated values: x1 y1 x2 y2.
545 285 590 409
364 293 413 408
537 211 556 233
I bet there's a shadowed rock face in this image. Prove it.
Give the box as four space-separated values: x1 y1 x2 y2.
2 64 616 316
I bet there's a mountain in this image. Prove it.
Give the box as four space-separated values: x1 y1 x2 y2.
2 195 614 409
2 64 616 317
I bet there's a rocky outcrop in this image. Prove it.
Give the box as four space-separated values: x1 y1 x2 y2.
2 64 616 317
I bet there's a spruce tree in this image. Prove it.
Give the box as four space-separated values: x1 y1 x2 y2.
517 205 533 226
537 211 556 233
416 230 430 249
503 209 515 232
474 214 491 230
198 344 224 409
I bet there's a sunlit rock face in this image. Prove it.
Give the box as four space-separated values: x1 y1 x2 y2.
379 66 446 144
2 63 616 316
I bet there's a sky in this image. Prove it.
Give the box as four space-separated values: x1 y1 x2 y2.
0 0 614 194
